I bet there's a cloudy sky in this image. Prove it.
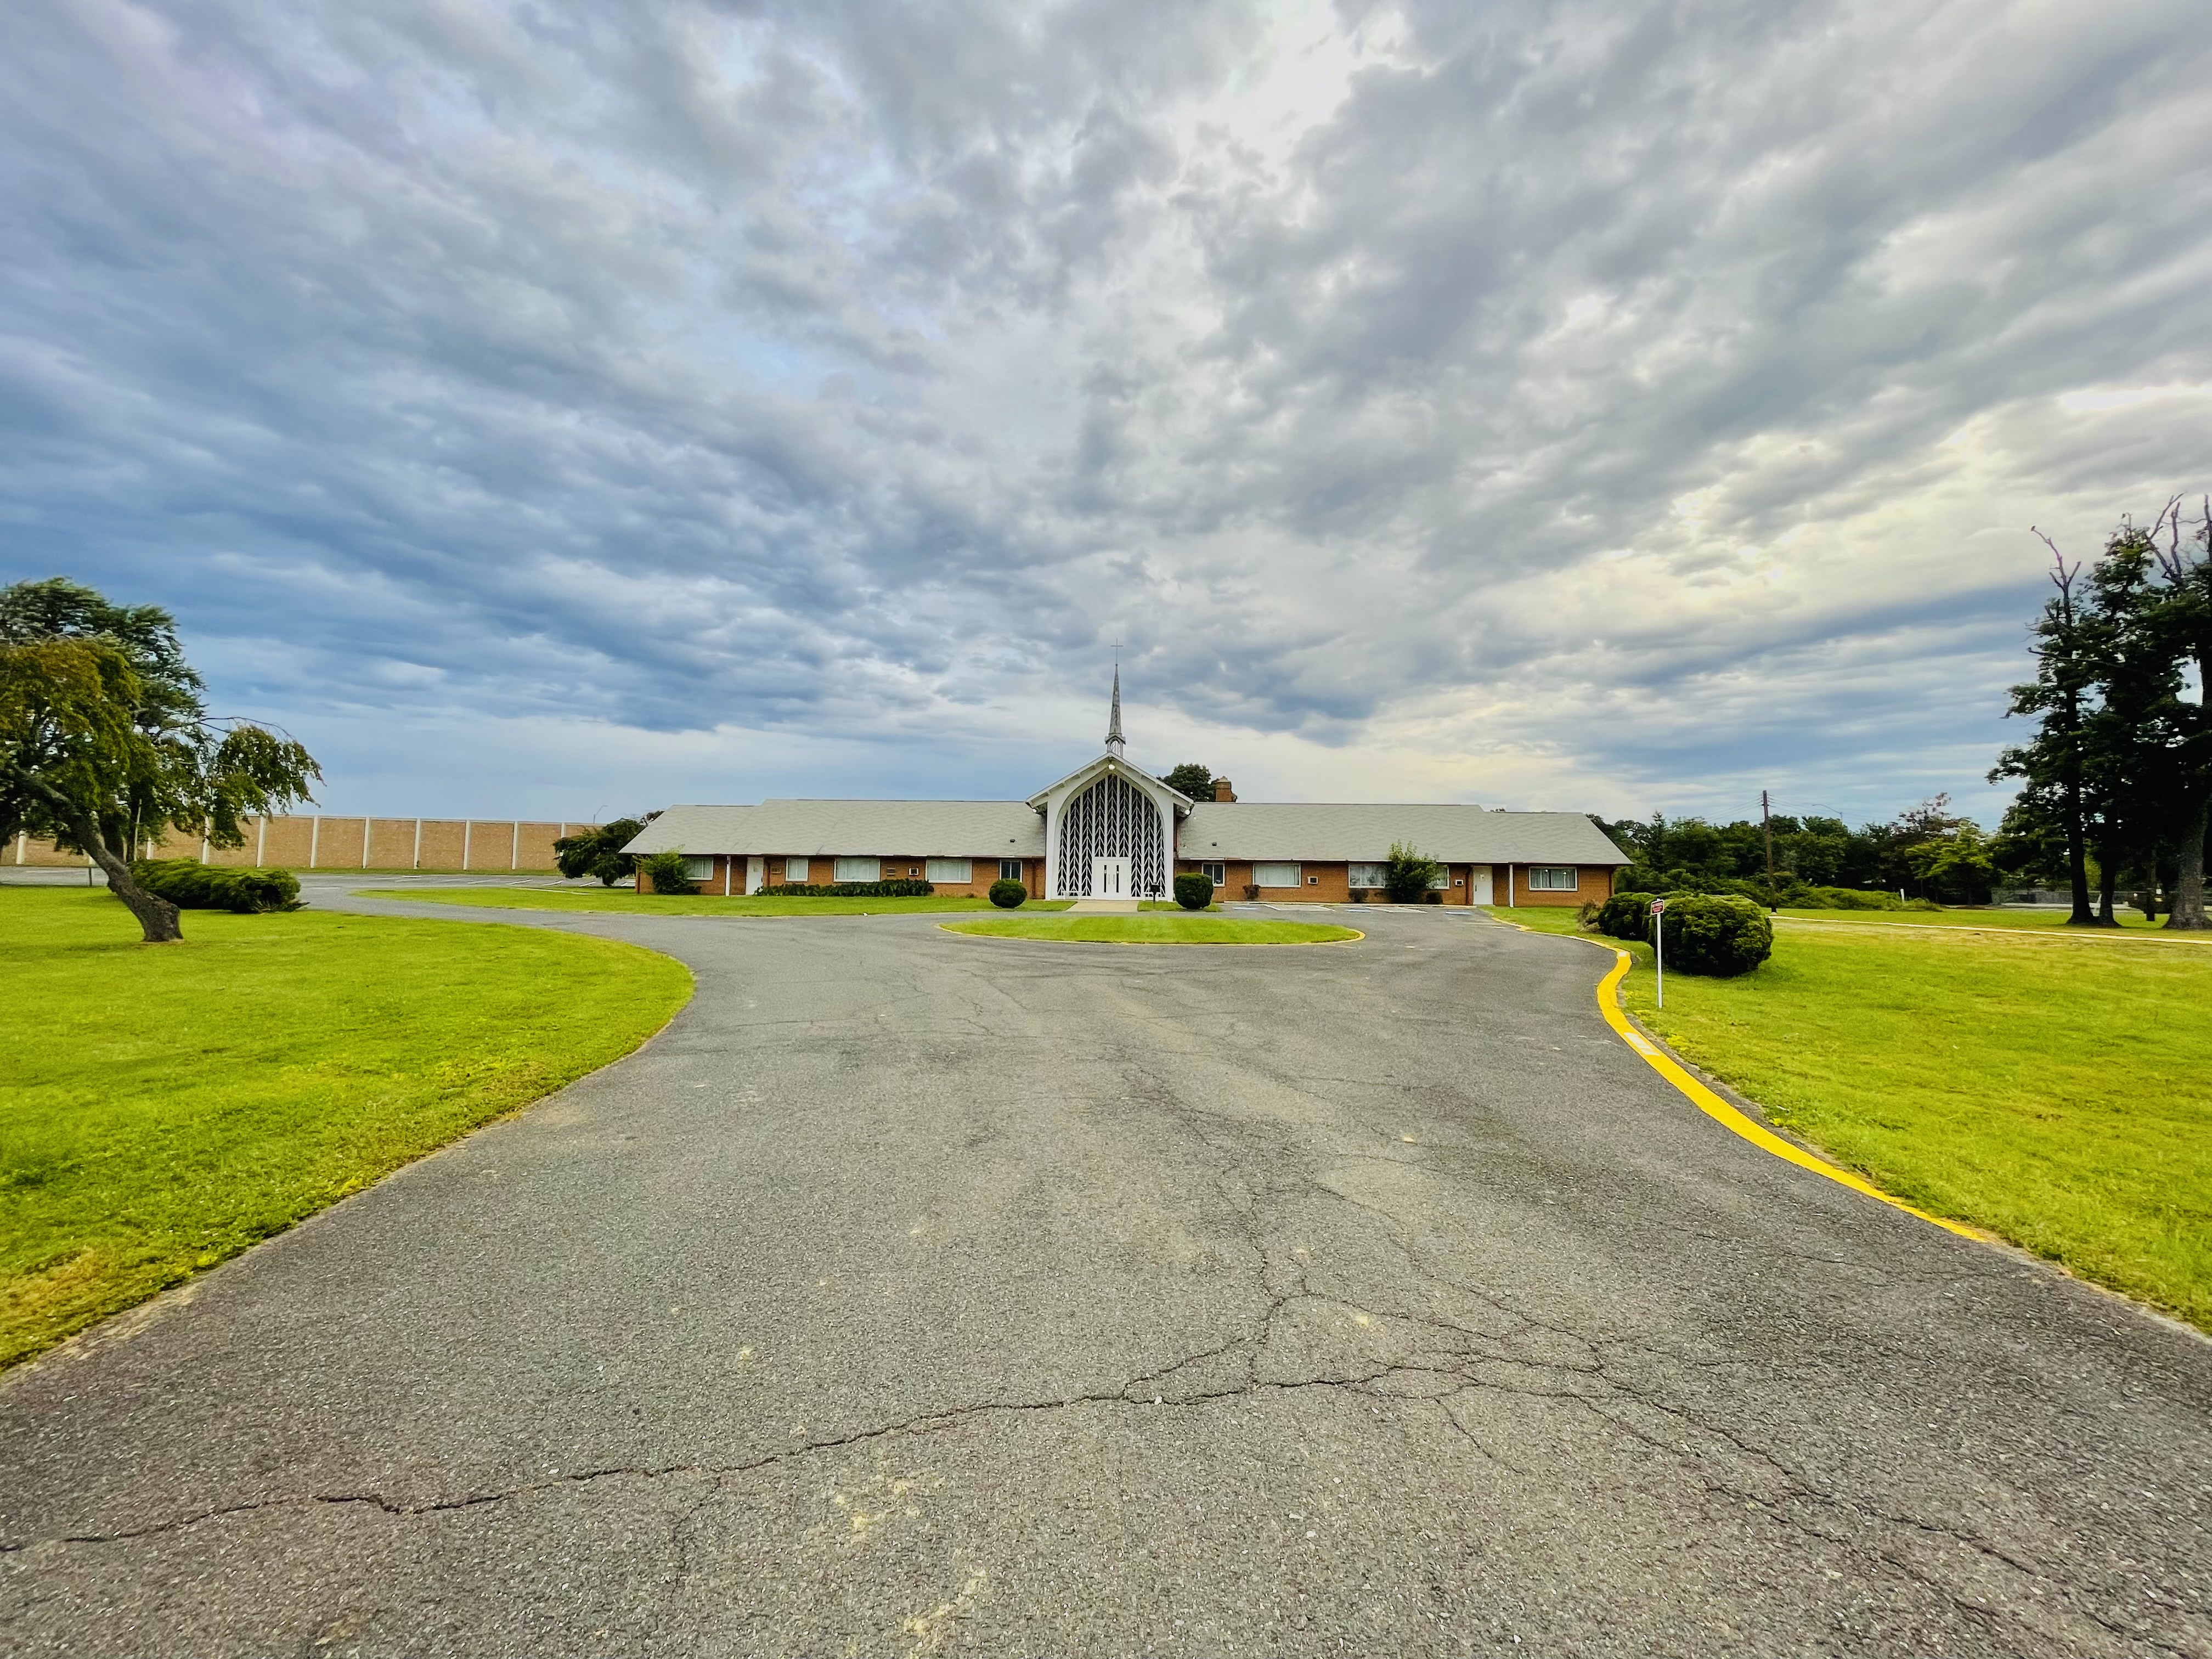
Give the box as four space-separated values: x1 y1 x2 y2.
4 0 2208 826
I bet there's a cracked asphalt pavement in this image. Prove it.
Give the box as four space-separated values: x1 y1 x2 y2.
3 895 2208 1657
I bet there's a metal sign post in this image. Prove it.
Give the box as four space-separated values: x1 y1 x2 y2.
1650 896 1668 1009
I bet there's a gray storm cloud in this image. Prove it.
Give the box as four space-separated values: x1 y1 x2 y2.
1 0 2207 819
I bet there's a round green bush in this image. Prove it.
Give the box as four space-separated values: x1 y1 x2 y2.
1173 872 1214 911
640 851 698 895
1596 891 1656 941
988 878 1028 909
1657 893 1772 976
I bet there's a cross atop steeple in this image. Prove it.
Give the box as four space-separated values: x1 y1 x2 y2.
1105 661 1126 758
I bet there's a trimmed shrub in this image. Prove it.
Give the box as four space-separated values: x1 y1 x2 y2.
1657 893 1771 977
1383 841 1443 904
758 879 935 898
640 851 698 895
1596 891 1656 941
131 859 301 913
1904 897 1944 912
1173 872 1214 911
1576 899 1603 928
989 878 1028 909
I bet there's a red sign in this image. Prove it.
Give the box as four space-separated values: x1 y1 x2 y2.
1649 898 1667 914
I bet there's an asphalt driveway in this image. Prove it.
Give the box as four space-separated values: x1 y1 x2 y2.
2 896 2206 1656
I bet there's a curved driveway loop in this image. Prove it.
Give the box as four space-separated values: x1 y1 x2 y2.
3 895 2208 1657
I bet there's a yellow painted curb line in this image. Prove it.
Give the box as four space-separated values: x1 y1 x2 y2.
1586 950 1985 1240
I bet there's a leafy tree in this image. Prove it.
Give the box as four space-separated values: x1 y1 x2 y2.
553 817 647 885
2012 503 2212 930
1161 763 1216 800
0 578 319 943
2140 498 2212 928
1382 840 1443 902
1903 817 1997 905
1991 542 2104 923
2077 523 2185 923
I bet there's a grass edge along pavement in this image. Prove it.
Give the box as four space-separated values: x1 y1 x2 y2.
0 888 693 1368
943 913 1361 946
356 888 1079 916
1483 904 2212 1331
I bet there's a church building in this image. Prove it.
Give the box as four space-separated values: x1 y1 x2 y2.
622 675 1630 907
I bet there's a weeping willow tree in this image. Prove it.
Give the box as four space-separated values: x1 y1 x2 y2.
0 578 320 943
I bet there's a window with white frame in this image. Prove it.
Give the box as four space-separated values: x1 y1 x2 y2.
926 858 972 884
1431 867 1452 889
1347 862 1385 889
783 857 809 882
682 856 714 881
1199 861 1225 885
1528 866 1578 890
834 857 880 883
999 858 1024 882
1253 862 1300 888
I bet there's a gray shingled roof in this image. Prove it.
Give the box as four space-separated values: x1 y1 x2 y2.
625 798 1629 866
624 800 1045 858
1179 803 1630 865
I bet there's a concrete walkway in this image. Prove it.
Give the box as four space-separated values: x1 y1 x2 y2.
2 895 2205 1656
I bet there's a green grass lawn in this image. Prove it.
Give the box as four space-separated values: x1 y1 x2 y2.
357 888 1075 916
1780 906 2199 936
0 888 691 1367
943 914 1359 945
1483 906 2212 1328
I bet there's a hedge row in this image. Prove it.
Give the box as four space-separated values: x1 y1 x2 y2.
759 879 936 898
1617 868 1933 911
130 859 302 913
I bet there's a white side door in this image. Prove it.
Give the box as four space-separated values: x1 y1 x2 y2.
745 856 765 895
1469 866 1493 904
1092 856 1129 898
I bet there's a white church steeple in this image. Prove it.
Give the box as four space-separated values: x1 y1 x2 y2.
1105 662 1126 758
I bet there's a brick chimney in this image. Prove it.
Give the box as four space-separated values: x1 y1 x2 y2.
1213 778 1236 803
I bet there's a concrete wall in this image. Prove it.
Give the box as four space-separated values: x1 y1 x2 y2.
8 818 593 872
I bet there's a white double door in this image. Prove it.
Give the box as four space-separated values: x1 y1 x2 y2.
1091 857 1131 899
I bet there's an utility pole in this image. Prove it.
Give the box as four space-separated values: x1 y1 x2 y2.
1761 789 1776 911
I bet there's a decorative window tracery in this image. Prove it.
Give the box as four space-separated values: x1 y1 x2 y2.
1057 774 1166 897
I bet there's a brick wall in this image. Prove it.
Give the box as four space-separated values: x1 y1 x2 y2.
1176 859 1480 904
1491 863 1615 907
634 854 1047 897
7 818 596 873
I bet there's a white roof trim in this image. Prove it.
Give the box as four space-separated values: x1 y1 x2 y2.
1024 752 1195 811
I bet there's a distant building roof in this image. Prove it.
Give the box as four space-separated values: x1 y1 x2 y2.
624 798 1630 866
1179 803 1632 865
624 800 1045 859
